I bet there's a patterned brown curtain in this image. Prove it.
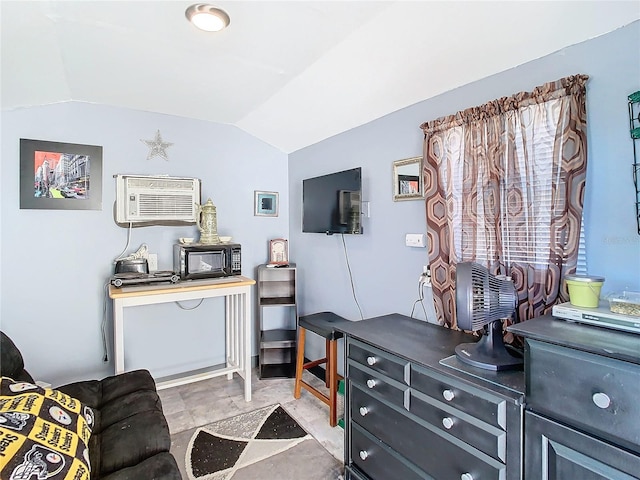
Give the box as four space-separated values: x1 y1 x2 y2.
421 75 589 329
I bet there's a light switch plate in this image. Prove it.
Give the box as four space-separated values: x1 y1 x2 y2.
405 233 426 248
362 201 370 218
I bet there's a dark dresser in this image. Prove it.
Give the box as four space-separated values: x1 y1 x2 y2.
508 316 640 479
338 314 525 480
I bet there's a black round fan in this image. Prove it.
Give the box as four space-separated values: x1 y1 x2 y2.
454 262 523 371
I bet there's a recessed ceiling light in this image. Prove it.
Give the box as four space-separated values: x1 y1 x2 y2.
185 4 230 32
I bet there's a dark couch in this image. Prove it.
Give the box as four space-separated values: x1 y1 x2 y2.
0 331 181 480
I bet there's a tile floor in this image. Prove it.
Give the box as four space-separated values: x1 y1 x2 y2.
158 368 345 462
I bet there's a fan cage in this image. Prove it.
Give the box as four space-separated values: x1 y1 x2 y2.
457 263 517 331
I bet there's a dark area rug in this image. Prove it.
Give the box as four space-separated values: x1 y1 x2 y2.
171 404 343 480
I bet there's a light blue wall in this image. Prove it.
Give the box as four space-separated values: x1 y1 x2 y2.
2 23 638 386
1 103 289 385
288 22 640 363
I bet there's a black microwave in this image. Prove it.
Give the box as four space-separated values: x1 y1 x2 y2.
173 243 241 280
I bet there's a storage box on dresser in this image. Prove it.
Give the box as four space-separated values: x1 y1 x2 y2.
508 316 640 479
339 314 525 480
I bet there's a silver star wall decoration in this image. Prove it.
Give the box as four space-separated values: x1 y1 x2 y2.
141 130 173 161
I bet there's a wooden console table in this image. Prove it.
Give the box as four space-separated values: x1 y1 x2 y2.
109 276 255 401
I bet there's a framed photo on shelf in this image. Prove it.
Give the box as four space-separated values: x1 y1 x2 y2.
269 238 289 265
20 138 103 210
254 190 278 217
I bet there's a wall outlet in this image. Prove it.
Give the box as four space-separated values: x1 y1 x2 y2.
419 266 432 287
148 253 158 271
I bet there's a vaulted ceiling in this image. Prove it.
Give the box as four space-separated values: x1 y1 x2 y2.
2 1 638 153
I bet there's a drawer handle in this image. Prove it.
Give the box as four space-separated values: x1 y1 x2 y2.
461 474 474 480
359 406 370 417
592 392 611 409
359 450 369 461
366 356 377 366
442 389 455 401
442 417 454 429
366 379 377 389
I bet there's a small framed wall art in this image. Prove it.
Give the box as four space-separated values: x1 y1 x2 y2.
392 156 423 202
269 238 289 264
254 190 279 217
20 138 103 210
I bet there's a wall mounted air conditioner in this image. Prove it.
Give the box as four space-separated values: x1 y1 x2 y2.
115 174 201 224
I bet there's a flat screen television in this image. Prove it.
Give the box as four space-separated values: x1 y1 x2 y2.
302 167 362 234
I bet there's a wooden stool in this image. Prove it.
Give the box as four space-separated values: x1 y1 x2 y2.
294 312 346 426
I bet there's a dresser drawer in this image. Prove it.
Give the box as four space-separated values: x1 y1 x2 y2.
527 339 640 454
350 423 427 480
410 390 506 462
348 338 409 385
525 411 640 480
351 385 506 480
348 360 408 409
411 365 507 430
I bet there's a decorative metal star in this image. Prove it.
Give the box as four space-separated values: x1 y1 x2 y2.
141 130 173 161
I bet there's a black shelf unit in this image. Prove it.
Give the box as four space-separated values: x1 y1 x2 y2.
257 264 297 379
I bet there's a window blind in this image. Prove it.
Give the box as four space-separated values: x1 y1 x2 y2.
459 103 572 267
576 216 588 275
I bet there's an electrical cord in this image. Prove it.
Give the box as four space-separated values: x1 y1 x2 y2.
505 343 524 358
410 280 429 320
104 223 135 361
101 282 110 362
175 299 204 310
341 234 364 320
102 288 204 364
113 222 133 263
106 222 141 361
410 269 431 320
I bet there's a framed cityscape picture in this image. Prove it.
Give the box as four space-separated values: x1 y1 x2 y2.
20 138 103 210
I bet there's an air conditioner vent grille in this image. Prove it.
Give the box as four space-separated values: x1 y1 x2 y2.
138 194 195 218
